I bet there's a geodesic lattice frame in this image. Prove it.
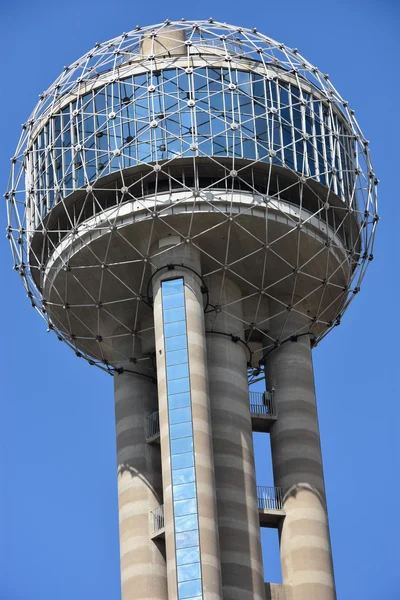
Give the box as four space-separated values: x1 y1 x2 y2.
5 19 379 376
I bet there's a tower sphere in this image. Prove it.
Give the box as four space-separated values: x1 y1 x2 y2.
6 20 378 371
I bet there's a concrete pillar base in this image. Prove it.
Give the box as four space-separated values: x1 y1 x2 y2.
265 322 336 600
114 358 166 600
206 275 266 600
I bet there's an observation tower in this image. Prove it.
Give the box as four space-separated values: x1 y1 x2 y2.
6 19 378 600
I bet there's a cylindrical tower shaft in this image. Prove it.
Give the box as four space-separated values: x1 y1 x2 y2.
152 240 223 600
265 324 336 600
206 275 265 600
114 362 167 600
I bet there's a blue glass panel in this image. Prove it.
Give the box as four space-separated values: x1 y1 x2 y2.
178 578 202 599
168 392 191 410
171 436 194 455
167 377 190 396
176 546 201 566
167 363 189 381
174 497 197 517
175 530 199 549
172 452 194 472
172 466 196 485
166 349 189 366
174 513 198 533
169 407 192 425
32 65 350 230
160 276 202 598
177 562 202 583
162 279 184 295
164 320 186 338
164 306 186 323
163 293 185 310
165 335 187 352
170 421 192 440
173 482 196 501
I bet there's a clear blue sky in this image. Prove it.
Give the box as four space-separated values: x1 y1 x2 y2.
0 1 399 599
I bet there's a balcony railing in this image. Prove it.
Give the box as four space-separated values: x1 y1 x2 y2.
151 504 165 535
146 410 160 441
196 37 247 57
257 486 284 512
151 492 283 539
146 390 276 443
249 390 276 417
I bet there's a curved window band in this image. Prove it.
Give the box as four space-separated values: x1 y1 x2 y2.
29 67 355 224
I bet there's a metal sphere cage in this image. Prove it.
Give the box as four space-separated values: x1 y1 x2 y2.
5 19 378 374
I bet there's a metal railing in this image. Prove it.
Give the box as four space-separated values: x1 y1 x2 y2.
249 390 276 417
146 389 275 442
146 410 160 440
197 37 247 57
152 504 165 534
257 486 284 511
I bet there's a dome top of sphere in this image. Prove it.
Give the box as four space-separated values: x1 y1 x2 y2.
19 20 367 142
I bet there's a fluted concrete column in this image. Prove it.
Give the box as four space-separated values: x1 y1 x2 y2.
114 356 167 600
205 275 265 600
152 239 223 600
265 313 336 600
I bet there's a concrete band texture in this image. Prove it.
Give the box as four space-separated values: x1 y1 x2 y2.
205 275 265 600
114 360 167 600
113 249 337 600
265 312 336 600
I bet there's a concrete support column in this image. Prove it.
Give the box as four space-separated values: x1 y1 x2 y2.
114 356 167 600
152 239 223 600
265 319 336 600
205 275 265 600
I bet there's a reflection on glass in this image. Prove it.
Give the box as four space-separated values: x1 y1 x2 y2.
31 67 354 220
162 292 185 310
167 377 190 396
162 277 203 599
166 349 188 366
167 362 190 381
176 546 201 566
165 320 187 338
165 335 187 352
176 530 200 549
174 497 197 516
178 578 203 599
170 421 192 440
169 407 192 425
173 482 196 501
168 392 191 410
164 306 186 323
178 562 202 582
172 466 196 486
171 436 194 455
175 513 198 532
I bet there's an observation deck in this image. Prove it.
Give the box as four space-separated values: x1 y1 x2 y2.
7 19 377 368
